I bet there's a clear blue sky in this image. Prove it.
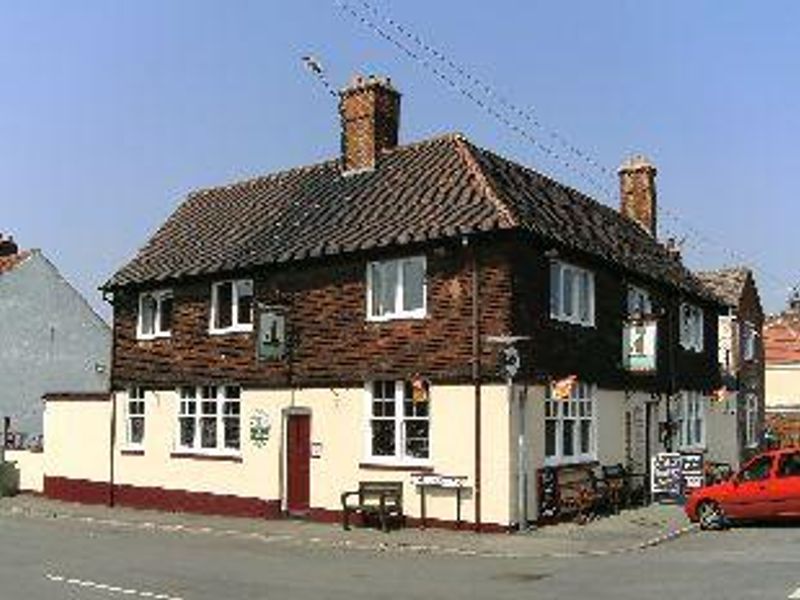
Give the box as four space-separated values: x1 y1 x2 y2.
2 1 798 319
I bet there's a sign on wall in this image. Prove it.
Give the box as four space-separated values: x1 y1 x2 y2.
623 320 658 372
249 410 271 447
257 309 286 361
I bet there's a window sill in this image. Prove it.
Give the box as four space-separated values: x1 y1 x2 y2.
209 326 253 336
543 457 598 468
171 451 243 463
120 447 145 456
359 462 433 472
549 315 595 328
366 312 427 323
136 333 171 342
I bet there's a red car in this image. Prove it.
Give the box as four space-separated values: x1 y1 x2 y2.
685 447 800 529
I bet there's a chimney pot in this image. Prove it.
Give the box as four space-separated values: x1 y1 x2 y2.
339 73 401 172
618 154 657 236
0 234 18 257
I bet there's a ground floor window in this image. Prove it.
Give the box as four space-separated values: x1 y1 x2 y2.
178 385 241 453
674 391 706 449
366 380 429 464
126 387 146 447
544 380 596 465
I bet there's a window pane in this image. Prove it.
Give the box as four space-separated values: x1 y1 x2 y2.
159 294 173 333
129 417 144 445
562 269 574 316
371 420 395 456
549 263 561 315
402 259 424 312
224 407 240 450
179 417 196 447
578 272 591 322
201 418 217 448
369 263 384 317
380 262 398 315
545 420 557 457
580 419 591 454
562 420 575 456
215 282 233 329
140 295 156 335
404 420 429 459
741 456 772 481
236 280 253 325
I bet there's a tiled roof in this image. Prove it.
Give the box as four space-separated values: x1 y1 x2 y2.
765 311 800 364
695 267 751 307
106 134 717 302
0 250 31 275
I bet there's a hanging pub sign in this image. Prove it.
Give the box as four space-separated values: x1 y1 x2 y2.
622 319 658 372
552 375 577 400
257 307 286 361
411 374 430 404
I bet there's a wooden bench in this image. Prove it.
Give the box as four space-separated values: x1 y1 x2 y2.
341 481 404 532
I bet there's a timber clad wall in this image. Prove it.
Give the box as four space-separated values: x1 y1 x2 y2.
510 242 720 391
112 241 512 389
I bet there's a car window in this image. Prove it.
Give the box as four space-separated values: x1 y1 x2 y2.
739 455 773 482
778 453 800 478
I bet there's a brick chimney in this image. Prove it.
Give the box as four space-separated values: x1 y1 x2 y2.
339 74 401 172
618 155 657 236
0 234 18 257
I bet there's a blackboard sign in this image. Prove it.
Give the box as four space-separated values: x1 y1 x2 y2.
650 452 682 497
538 467 559 519
680 452 705 492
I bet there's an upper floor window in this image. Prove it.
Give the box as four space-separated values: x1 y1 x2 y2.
177 385 241 453
679 303 704 352
674 390 706 449
544 379 596 465
550 261 595 327
137 289 173 339
627 286 652 318
742 321 757 362
366 256 426 321
365 380 430 464
210 280 253 334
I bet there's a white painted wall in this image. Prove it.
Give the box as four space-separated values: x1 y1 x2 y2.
4 449 44 492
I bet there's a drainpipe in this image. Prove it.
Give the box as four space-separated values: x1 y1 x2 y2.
470 243 482 532
104 288 116 507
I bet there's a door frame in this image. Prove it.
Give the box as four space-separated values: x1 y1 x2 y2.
282 407 312 515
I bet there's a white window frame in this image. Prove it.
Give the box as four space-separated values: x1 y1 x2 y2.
627 285 652 319
363 380 431 466
549 261 595 327
745 392 759 448
679 303 704 352
366 256 427 322
136 289 173 340
674 391 706 450
176 385 241 456
544 381 597 466
209 279 254 334
124 387 146 449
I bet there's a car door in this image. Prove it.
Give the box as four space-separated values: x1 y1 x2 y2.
774 451 800 516
722 454 775 519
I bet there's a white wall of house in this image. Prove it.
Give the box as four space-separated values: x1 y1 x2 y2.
705 394 740 467
765 363 800 412
108 384 512 527
44 398 111 483
4 449 44 492
0 252 111 435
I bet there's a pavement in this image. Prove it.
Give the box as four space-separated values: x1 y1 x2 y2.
0 493 696 559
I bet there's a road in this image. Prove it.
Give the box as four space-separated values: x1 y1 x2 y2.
1 508 799 600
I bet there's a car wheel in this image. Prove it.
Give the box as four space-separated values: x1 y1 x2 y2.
697 500 725 531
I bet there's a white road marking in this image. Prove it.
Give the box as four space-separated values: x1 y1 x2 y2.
788 587 800 599
45 573 183 600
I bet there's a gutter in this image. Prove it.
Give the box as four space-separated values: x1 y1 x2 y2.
470 242 482 532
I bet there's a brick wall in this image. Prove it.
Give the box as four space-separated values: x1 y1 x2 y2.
112 240 512 389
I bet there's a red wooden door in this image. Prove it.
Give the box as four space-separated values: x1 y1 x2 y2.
286 414 311 514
